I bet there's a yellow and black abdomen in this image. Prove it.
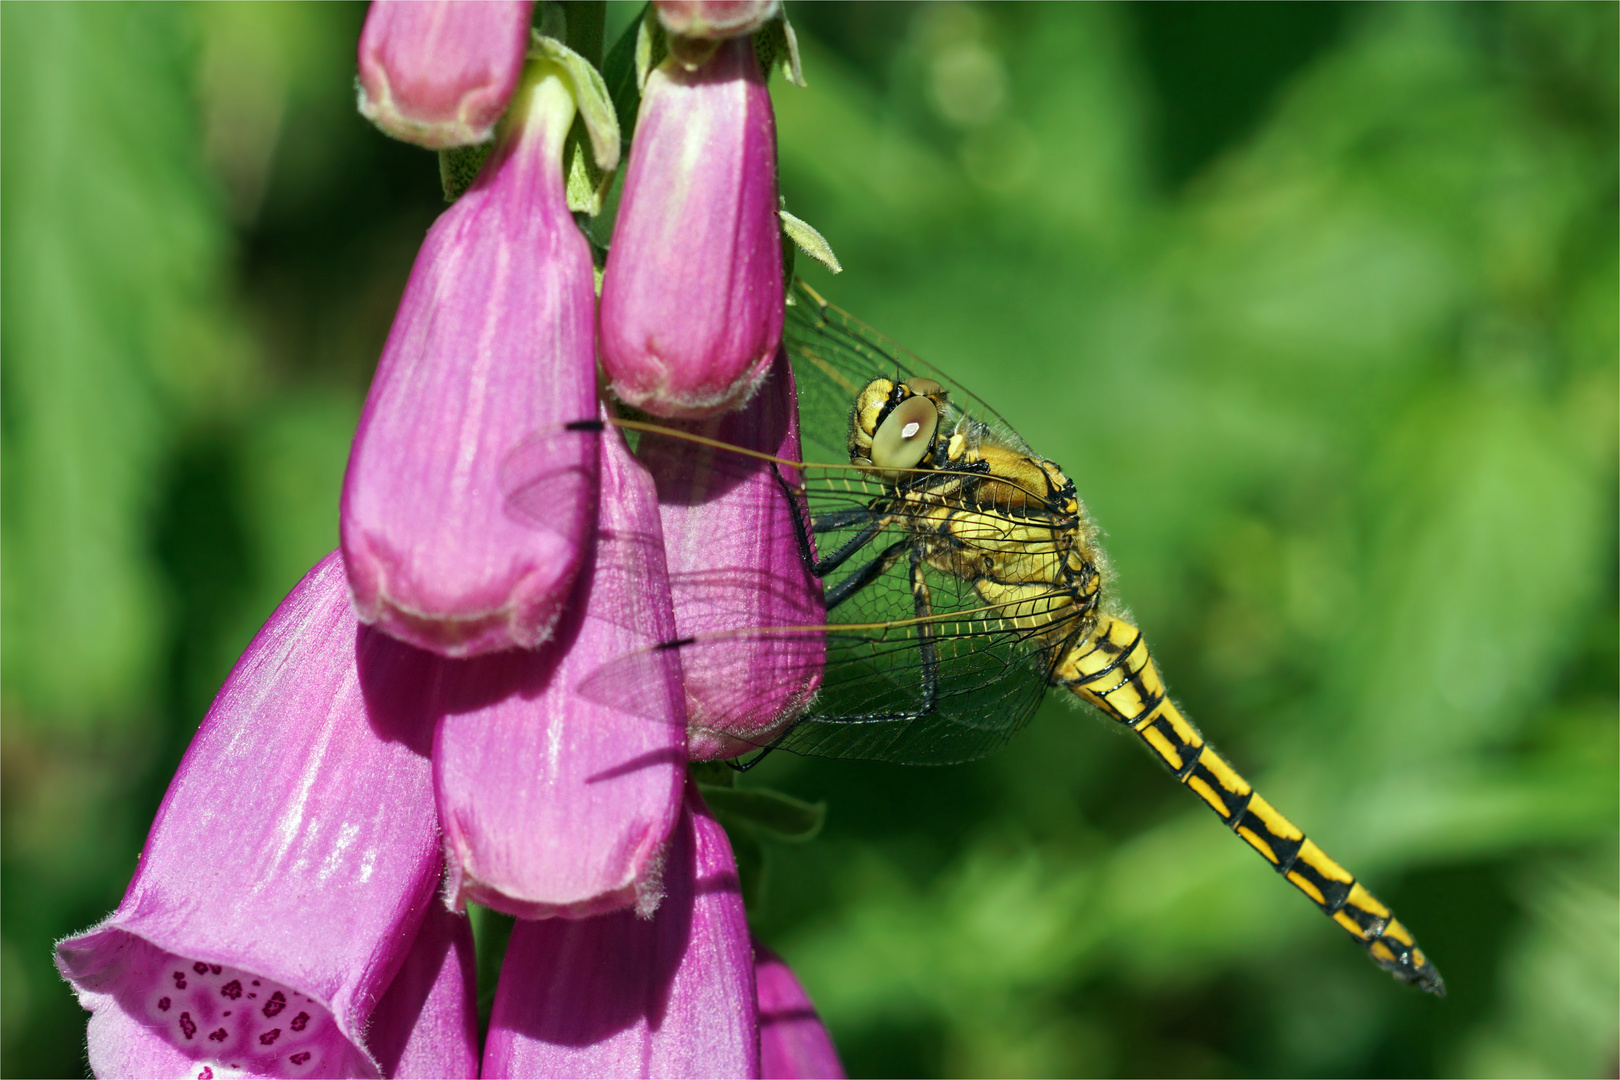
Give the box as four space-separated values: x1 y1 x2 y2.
1054 616 1445 995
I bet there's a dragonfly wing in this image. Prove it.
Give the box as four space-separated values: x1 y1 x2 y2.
784 279 1033 461
577 627 827 745
580 612 1056 767
778 585 1063 765
497 424 601 536
568 381 1075 766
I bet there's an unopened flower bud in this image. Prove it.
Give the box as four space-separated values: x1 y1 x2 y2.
343 53 599 656
358 0 534 149
599 37 783 418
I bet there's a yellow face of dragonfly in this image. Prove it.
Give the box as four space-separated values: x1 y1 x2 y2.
846 377 950 479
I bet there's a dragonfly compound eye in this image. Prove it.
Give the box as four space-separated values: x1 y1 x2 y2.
871 394 940 474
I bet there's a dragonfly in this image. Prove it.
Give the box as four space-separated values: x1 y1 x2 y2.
586 278 1444 996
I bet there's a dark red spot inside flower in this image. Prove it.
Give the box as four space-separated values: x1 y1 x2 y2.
173 971 187 989
289 1052 310 1065
198 1069 213 1080
260 1029 281 1045
193 961 208 975
179 1012 196 1040
222 1011 231 1017
290 1012 309 1032
221 979 242 999
209 964 222 975
263 991 286 1017
158 997 170 1011
208 1028 227 1042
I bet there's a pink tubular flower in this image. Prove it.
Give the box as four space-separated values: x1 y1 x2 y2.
430 420 688 918
638 349 825 760
357 0 535 149
342 49 600 657
55 553 477 1080
755 941 845 1080
54 435 695 1073
598 35 784 418
482 781 759 1078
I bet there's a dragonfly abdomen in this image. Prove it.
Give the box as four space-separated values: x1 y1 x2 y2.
1055 615 1446 996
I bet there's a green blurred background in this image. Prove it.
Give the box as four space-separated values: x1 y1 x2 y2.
3 3 1614 1077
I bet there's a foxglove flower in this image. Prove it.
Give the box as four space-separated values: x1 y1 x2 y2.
637 349 825 760
357 0 535 149
428 419 688 918
343 48 603 657
55 553 477 1079
598 33 784 418
483 782 758 1077
755 942 845 1080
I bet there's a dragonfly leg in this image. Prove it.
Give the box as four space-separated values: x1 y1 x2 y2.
823 539 909 613
771 463 884 578
812 507 880 532
727 745 776 772
909 544 940 713
1053 616 1446 996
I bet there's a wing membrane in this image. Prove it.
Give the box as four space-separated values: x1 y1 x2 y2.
784 279 1032 462
576 279 1070 765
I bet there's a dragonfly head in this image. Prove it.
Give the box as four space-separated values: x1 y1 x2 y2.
848 377 950 481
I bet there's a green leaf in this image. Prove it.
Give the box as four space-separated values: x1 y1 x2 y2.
600 3 645 145
0 2 228 729
701 785 826 843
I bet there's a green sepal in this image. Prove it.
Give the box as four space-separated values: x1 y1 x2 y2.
634 7 665 91
529 29 620 214
699 785 826 843
528 32 618 172
439 143 493 202
754 12 805 88
780 209 841 273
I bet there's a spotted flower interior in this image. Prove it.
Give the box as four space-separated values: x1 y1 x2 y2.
104 937 364 1079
